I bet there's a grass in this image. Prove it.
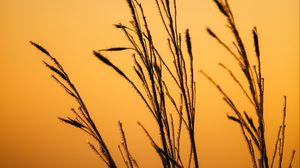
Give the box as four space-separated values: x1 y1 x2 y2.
30 0 296 167
202 0 296 168
95 0 198 167
30 41 117 167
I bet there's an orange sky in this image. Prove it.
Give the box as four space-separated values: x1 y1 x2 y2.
0 0 299 167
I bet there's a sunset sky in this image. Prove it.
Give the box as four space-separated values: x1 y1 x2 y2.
0 0 299 167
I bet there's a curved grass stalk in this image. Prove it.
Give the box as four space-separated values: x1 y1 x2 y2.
204 1 296 168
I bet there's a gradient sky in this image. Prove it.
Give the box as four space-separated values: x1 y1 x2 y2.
0 0 299 167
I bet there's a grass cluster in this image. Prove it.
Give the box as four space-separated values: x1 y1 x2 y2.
30 0 296 167
202 1 296 168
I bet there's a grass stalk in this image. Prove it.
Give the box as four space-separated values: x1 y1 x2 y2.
204 1 295 168
30 0 296 167
30 41 117 168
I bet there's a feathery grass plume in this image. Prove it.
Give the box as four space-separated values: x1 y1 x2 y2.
204 1 296 168
213 0 229 17
58 117 85 128
43 61 67 81
185 29 192 57
252 27 260 58
99 47 133 52
94 0 199 168
30 41 51 56
95 0 199 167
243 111 257 133
227 114 242 124
206 28 217 38
30 0 297 167
93 51 128 79
31 41 117 168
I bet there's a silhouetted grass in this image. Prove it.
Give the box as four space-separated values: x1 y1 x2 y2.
30 41 117 168
202 0 296 168
31 0 198 166
30 0 296 167
95 0 197 167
